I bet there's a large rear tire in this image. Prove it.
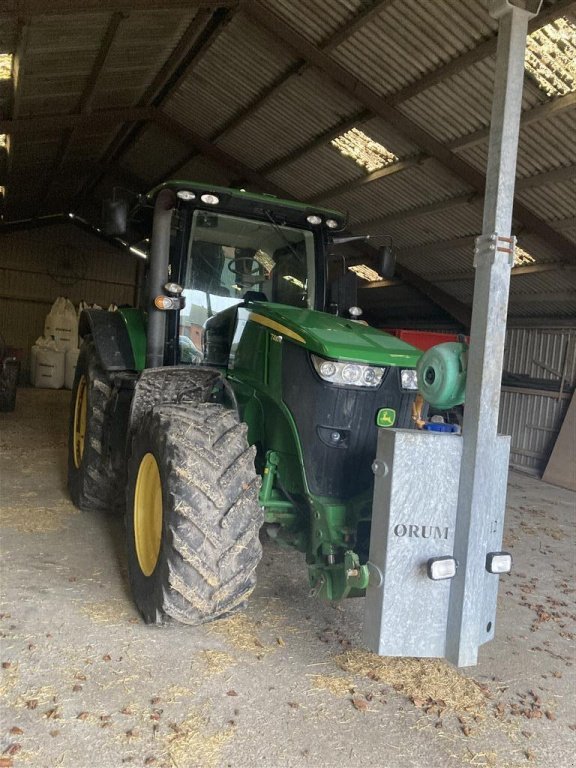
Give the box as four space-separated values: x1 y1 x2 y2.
67 338 123 512
125 403 263 625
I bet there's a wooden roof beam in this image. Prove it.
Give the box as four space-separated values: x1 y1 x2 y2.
257 83 576 181
430 263 576 282
1 1 236 15
0 108 156 135
448 91 576 151
154 112 284 196
160 0 396 179
39 11 126 208
386 0 576 106
79 6 231 200
309 155 426 204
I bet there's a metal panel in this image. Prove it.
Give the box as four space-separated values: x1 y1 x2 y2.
499 389 571 473
504 327 576 385
399 57 544 144
162 13 298 138
455 108 576 178
332 0 498 99
517 179 576 221
361 199 485 246
325 161 472 223
269 143 364 198
217 68 363 169
89 9 198 111
263 0 365 46
17 13 110 117
364 429 463 658
121 123 191 183
499 327 575 472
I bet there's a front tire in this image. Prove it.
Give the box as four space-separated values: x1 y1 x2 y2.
126 403 263 625
67 338 123 512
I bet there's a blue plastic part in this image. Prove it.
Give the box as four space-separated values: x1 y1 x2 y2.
423 423 460 433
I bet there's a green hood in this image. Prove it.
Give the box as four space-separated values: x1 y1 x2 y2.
245 302 421 367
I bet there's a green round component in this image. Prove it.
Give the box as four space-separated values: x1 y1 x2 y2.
416 342 468 409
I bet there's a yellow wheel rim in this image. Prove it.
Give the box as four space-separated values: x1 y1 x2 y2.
134 452 163 577
73 375 87 469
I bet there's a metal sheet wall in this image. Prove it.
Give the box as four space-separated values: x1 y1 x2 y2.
0 223 138 380
499 327 575 474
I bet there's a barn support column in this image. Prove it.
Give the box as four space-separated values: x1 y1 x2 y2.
446 0 542 667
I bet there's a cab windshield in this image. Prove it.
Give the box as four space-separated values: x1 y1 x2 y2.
178 210 315 360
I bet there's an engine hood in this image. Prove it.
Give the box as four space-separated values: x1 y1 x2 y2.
243 302 421 367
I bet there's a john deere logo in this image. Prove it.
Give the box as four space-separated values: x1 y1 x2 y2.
376 408 396 427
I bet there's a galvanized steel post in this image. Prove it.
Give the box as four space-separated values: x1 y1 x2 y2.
446 0 542 667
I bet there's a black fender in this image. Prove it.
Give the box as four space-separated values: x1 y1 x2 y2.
128 366 239 434
79 309 136 372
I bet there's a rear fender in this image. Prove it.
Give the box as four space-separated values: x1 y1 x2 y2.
79 309 136 371
128 366 238 434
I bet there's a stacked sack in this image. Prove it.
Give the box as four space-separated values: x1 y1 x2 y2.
32 297 79 389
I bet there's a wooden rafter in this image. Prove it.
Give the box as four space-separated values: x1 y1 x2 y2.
79 5 231 200
385 0 576 107
309 156 426 204
0 0 236 15
161 0 396 177
154 112 284 195
0 108 155 134
259 84 576 179
39 11 126 208
448 91 576 151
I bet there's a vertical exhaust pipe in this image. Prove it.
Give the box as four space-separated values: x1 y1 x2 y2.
146 188 176 369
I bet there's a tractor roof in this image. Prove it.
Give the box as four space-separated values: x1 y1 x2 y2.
146 180 347 230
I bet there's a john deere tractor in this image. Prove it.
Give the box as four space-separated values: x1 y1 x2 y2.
68 182 423 625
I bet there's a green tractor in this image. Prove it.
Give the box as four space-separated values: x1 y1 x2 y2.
68 182 423 625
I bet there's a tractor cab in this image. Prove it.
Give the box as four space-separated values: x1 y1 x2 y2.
124 182 348 369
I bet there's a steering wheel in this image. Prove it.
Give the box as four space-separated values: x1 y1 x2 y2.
227 256 261 276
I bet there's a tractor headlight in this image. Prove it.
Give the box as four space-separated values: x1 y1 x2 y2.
401 369 418 390
311 354 385 388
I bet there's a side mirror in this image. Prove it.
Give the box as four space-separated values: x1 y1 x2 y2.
378 244 396 279
102 197 129 236
328 271 358 316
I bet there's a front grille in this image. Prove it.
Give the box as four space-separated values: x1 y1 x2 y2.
282 344 417 499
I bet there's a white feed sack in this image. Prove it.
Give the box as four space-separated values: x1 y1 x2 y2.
32 337 65 389
44 297 78 350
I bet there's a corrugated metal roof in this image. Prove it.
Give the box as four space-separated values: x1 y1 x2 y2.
89 9 198 111
518 179 576 221
269 143 365 198
264 0 365 46
321 161 472 225
360 198 485 247
162 13 298 139
455 106 576 177
0 0 574 323
17 13 110 117
399 58 545 144
217 68 363 169
331 0 498 99
122 123 190 184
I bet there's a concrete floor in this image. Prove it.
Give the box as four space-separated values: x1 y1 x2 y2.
1 388 575 768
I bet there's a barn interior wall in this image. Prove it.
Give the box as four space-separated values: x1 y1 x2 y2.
0 222 138 380
499 327 576 476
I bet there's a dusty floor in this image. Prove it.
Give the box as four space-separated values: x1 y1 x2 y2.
0 388 575 768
